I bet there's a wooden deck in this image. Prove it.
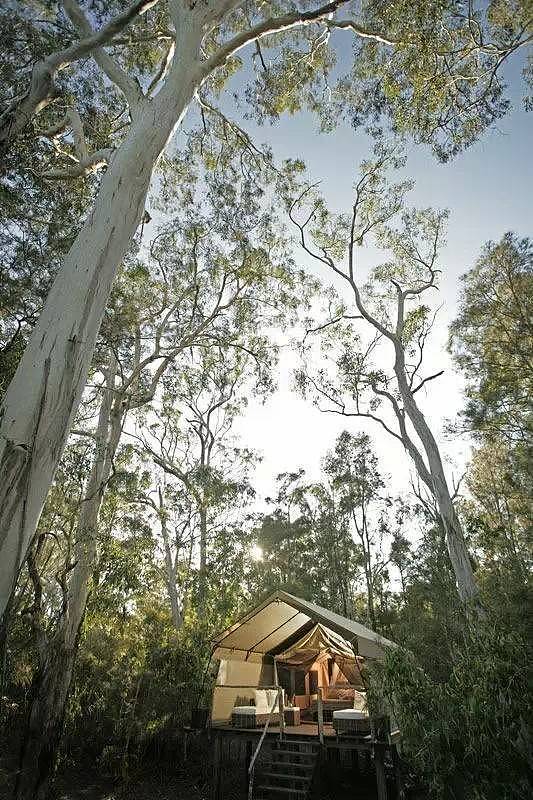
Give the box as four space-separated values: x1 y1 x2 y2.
210 721 399 798
211 720 337 738
210 720 379 752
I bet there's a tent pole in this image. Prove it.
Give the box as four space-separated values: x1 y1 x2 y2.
274 659 285 740
317 687 324 745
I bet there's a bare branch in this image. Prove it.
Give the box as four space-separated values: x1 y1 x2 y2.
303 313 363 342
411 369 445 395
203 0 352 74
324 18 397 45
41 148 112 179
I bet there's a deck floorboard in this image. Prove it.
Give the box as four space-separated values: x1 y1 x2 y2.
211 721 337 738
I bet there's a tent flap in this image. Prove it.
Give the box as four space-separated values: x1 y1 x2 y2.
275 623 354 670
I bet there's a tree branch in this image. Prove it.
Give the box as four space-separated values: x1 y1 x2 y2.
0 0 155 150
203 0 352 74
411 369 445 395
62 0 146 113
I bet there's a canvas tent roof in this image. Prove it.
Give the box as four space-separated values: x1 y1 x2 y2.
213 591 395 663
274 622 366 686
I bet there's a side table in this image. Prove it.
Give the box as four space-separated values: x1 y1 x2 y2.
284 706 301 726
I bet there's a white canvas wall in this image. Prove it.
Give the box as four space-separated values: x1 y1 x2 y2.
211 659 275 722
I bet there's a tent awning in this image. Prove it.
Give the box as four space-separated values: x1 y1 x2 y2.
213 591 395 663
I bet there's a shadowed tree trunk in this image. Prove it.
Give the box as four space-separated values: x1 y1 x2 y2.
15 357 120 800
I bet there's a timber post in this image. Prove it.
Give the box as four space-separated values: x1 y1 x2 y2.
317 687 324 746
212 730 221 800
278 687 285 740
374 742 387 800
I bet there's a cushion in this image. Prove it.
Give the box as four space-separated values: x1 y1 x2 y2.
332 709 368 720
327 687 354 701
254 689 279 713
232 706 258 715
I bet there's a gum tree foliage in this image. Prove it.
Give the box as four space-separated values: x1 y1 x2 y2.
136 342 270 626
249 434 395 625
292 145 481 607
450 233 533 446
450 234 532 579
251 467 360 615
1 0 531 616
0 3 122 396
323 430 391 629
371 623 532 800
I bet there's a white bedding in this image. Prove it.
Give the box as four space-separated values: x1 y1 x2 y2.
232 706 259 715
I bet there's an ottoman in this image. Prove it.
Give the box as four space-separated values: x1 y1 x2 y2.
332 708 371 736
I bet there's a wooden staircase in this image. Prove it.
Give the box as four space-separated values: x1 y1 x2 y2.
253 739 319 799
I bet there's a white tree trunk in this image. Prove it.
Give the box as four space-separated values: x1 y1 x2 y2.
0 19 204 617
63 363 122 644
394 356 480 605
160 506 183 630
159 487 183 631
198 505 208 610
15 357 118 800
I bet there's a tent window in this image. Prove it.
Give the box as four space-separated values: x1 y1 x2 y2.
309 670 319 694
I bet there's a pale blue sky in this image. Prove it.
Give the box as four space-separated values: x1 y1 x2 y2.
161 43 530 504
226 51 532 500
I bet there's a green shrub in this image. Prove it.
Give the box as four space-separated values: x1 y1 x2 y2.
372 621 532 799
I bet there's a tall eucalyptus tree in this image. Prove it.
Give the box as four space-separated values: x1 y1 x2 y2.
294 146 481 607
13 132 308 797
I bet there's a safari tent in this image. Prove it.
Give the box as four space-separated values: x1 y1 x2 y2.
211 590 395 725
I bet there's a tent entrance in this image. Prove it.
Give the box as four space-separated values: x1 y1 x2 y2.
273 623 366 720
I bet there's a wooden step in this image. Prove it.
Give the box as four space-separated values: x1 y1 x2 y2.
273 749 315 758
256 786 307 796
261 772 311 783
274 740 319 748
265 760 314 771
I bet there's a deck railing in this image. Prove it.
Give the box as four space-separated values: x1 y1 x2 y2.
247 687 283 800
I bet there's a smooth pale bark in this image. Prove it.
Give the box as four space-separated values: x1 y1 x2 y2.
198 505 208 611
0 18 204 619
15 358 119 800
362 545 376 630
393 349 480 605
163 541 183 630
352 507 376 629
160 496 183 630
347 272 481 607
